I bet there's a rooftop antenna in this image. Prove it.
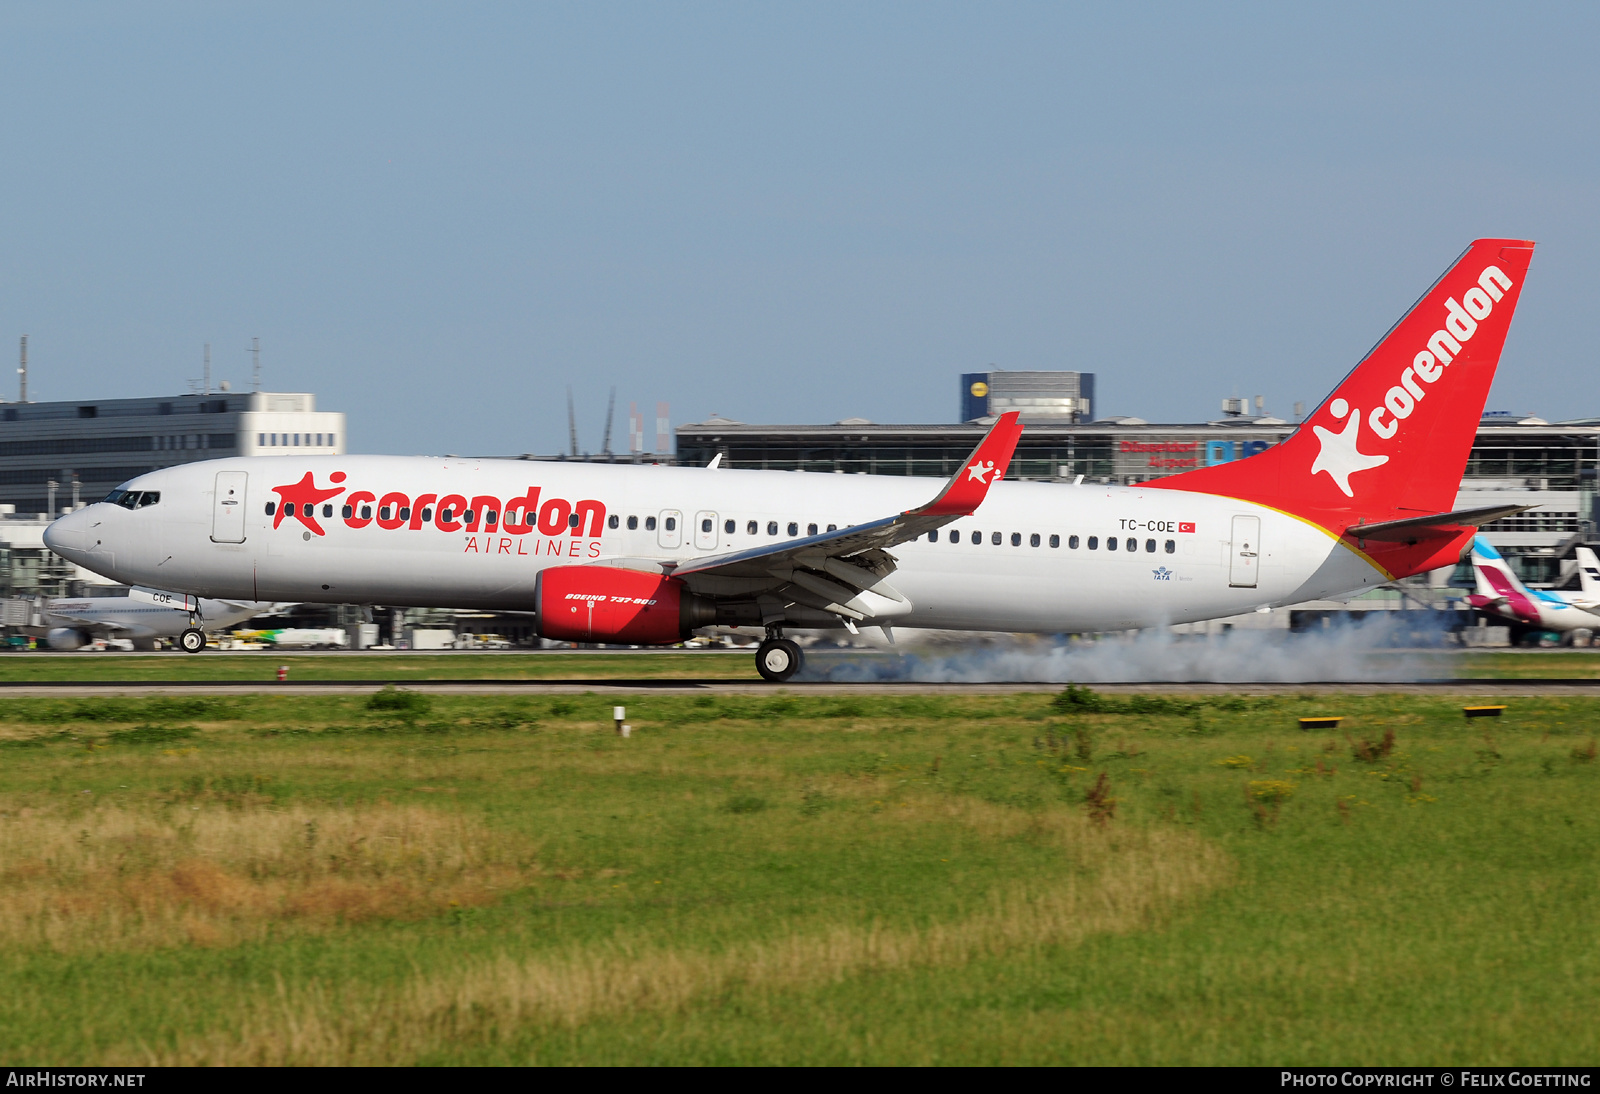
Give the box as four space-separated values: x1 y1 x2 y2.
18 335 27 403
600 387 616 457
249 336 261 391
567 386 579 457
203 343 211 395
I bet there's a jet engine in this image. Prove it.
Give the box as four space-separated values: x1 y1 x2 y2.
46 627 90 651
535 566 722 644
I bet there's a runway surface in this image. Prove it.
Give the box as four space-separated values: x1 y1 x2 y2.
4 678 1600 696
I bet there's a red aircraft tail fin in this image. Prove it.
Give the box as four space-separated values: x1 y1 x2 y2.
1152 239 1535 535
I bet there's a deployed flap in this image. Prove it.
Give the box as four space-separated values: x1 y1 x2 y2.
1343 504 1533 542
670 412 1023 582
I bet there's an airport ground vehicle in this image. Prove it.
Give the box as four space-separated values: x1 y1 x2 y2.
44 240 1536 680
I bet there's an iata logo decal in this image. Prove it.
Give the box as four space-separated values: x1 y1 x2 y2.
1310 398 1389 499
267 474 607 558
1152 566 1173 581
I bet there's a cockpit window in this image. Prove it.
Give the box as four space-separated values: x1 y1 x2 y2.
106 490 159 510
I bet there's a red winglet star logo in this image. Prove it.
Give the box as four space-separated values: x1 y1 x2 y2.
271 471 347 536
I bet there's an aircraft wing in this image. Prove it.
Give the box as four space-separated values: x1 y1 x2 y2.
1344 504 1533 542
44 611 133 633
637 413 1023 622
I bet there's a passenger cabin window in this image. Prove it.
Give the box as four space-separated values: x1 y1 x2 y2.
808 523 818 536
324 505 335 518
608 515 619 529
948 530 958 543
569 513 581 528
420 507 432 522
380 507 391 521
1146 538 1156 553
1087 536 1099 550
664 516 676 531
398 507 411 521
827 524 837 532
1126 537 1137 552
724 519 735 534
1030 533 1041 547
991 531 1001 545
971 531 981 545
1010 533 1021 546
787 522 798 537
342 505 353 519
1107 537 1118 551
1049 534 1060 548
361 505 372 519
767 521 778 536
463 510 475 524
646 516 657 531
1067 535 1077 549
927 531 937 542
747 520 758 534
1165 539 1176 553
627 516 638 530
702 518 714 533
265 501 277 515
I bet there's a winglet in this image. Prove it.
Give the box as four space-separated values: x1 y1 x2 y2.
912 412 1023 516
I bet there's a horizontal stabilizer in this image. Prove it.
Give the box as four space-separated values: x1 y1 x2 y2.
1344 504 1532 542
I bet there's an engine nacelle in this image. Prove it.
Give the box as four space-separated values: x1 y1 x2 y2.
536 566 717 644
46 627 90 651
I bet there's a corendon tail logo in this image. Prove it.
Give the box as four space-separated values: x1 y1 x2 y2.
268 474 607 558
1310 263 1514 498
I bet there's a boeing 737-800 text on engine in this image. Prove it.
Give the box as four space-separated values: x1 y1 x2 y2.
45 239 1537 680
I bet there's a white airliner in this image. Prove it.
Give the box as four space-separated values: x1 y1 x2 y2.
1466 537 1600 637
44 239 1537 680
25 588 273 651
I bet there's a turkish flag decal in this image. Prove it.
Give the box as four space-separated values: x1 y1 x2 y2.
1178 522 1196 533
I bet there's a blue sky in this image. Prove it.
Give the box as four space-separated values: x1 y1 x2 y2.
1 3 1596 453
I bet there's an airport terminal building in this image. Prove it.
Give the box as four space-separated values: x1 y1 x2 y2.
677 375 1600 591
0 390 346 599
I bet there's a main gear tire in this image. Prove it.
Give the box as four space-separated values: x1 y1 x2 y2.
755 638 803 683
178 627 208 654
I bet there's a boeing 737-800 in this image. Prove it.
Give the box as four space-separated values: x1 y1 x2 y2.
44 239 1537 680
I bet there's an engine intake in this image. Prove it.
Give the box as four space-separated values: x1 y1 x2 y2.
535 566 720 644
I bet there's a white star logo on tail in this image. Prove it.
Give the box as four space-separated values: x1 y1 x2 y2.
1310 398 1389 498
967 460 996 483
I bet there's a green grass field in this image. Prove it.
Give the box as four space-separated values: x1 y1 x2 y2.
0 647 1597 683
1 687 1596 1065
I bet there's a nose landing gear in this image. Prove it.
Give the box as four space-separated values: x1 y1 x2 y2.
755 629 803 683
177 627 207 654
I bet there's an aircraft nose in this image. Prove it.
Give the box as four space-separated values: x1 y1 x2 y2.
43 509 90 560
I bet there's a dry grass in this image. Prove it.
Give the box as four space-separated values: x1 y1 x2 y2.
0 801 541 951
154 813 1230 1065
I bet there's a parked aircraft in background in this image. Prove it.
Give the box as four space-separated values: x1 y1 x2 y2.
44 239 1538 680
1466 537 1600 639
21 588 275 651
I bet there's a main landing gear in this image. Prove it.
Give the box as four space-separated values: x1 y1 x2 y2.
755 631 803 683
177 627 207 654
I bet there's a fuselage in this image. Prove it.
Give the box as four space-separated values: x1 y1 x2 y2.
45 455 1391 633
